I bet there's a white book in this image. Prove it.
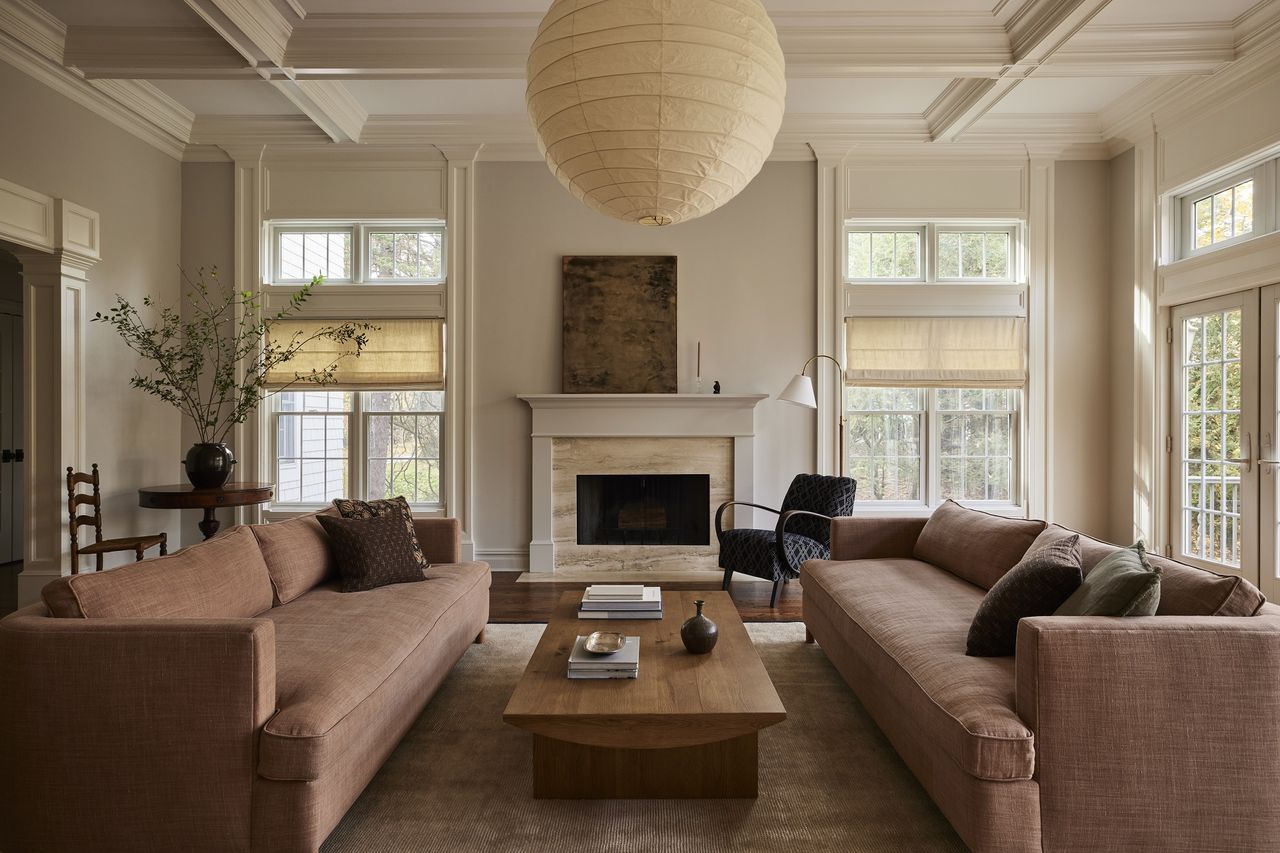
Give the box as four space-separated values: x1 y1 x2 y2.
580 587 662 610
568 663 639 673
584 584 645 600
577 610 664 620
568 670 638 680
568 635 640 667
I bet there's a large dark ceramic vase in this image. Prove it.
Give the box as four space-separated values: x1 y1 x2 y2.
680 599 719 654
184 442 236 489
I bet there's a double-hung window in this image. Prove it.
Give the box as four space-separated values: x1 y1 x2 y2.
262 218 448 514
842 219 1028 512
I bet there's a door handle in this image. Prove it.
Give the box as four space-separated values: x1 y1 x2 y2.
0 449 10 463
1228 432 1253 473
13 448 21 463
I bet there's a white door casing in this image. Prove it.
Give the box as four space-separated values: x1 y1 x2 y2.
1259 284 1280 600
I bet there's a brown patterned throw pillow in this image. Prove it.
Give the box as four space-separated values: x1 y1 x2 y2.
317 513 428 592
965 534 1083 657
332 496 427 571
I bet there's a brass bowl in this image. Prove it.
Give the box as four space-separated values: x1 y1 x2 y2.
584 631 626 654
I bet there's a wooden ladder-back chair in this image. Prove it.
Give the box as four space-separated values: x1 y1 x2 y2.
67 464 167 573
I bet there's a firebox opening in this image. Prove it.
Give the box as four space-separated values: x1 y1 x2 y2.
576 474 710 546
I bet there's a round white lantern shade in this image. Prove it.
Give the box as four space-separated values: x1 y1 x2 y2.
526 0 786 227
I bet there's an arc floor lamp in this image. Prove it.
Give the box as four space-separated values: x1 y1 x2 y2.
778 354 845 473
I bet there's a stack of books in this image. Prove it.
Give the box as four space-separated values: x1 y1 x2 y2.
577 584 663 620
568 634 640 680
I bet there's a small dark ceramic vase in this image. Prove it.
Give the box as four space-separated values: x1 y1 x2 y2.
184 442 236 489
680 599 718 654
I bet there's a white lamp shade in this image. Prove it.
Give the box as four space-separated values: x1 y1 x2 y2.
526 0 786 227
778 373 817 409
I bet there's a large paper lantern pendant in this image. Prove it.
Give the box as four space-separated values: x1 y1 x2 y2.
526 0 787 227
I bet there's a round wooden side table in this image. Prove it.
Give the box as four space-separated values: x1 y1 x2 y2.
138 482 274 541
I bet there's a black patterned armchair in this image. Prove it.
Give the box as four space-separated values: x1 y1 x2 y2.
716 474 857 607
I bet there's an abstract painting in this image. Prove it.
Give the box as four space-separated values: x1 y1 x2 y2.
562 255 677 393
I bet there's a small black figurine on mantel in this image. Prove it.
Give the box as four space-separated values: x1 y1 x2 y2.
681 599 719 654
713 381 721 394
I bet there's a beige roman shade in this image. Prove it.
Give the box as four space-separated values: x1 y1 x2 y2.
844 317 1026 388
265 318 444 389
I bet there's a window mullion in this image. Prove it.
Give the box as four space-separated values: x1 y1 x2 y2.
351 395 364 500
926 389 939 507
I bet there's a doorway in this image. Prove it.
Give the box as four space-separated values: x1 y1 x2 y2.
0 249 22 614
1170 284 1280 601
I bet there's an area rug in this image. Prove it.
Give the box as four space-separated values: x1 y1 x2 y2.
321 623 965 853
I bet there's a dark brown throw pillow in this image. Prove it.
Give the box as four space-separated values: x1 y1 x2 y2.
332 496 427 572
317 513 428 592
966 534 1083 657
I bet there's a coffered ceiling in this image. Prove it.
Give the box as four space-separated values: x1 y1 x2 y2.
6 0 1279 160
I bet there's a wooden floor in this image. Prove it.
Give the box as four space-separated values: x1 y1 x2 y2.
487 572 803 623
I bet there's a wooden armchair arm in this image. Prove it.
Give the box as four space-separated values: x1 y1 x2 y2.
775 509 834 575
714 501 780 539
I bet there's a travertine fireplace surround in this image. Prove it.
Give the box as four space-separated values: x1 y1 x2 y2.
518 394 765 574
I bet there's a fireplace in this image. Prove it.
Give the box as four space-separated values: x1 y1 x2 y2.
576 474 710 546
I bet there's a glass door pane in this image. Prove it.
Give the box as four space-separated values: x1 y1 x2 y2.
1172 294 1258 579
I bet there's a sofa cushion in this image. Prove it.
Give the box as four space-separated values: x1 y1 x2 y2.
802 558 1035 781
318 513 428 592
913 500 1046 590
250 512 336 606
1054 542 1161 617
257 561 490 781
332 496 427 571
41 526 272 619
1032 524 1265 616
967 534 1083 657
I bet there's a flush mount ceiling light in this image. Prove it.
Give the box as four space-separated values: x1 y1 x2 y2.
526 0 786 227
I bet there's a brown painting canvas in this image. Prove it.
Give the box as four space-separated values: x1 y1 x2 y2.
562 255 677 393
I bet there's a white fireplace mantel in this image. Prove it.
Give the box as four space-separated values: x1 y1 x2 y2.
517 394 767 572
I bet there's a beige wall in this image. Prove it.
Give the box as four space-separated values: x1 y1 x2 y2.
179 162 236 544
0 61 183 566
1049 160 1113 538
1107 149 1137 544
473 161 817 564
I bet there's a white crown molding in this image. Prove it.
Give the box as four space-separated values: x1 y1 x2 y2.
1046 23 1234 77
0 0 190 159
183 0 292 67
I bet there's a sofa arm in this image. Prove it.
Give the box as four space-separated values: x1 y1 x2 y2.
1015 615 1280 852
413 516 461 563
829 516 927 561
0 608 276 853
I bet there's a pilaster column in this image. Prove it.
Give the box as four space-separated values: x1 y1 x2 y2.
14 224 97 600
809 143 851 476
1026 156 1054 520
439 144 482 562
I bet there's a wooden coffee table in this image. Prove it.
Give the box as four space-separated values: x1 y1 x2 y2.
503 590 785 799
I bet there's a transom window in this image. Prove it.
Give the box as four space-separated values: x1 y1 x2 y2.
1176 157 1277 259
845 386 1020 508
845 221 1022 283
269 221 446 285
272 390 445 508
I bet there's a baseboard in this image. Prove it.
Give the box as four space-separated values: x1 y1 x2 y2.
474 549 529 571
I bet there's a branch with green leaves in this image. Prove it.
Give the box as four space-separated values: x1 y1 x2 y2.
93 267 376 444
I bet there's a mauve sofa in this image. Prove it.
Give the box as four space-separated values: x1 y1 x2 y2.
802 501 1280 853
0 510 490 853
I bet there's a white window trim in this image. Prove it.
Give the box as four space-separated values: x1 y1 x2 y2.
844 387 1024 514
1176 160 1276 261
845 220 1026 285
844 223 927 283
933 223 1021 284
267 392 447 514
266 220 447 286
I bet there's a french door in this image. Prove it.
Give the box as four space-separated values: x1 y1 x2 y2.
1172 286 1280 597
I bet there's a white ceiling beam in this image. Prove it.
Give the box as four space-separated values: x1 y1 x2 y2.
65 26 253 79
183 0 292 68
927 0 1113 142
269 78 366 143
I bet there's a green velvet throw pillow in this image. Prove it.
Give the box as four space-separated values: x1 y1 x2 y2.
1053 541 1161 617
